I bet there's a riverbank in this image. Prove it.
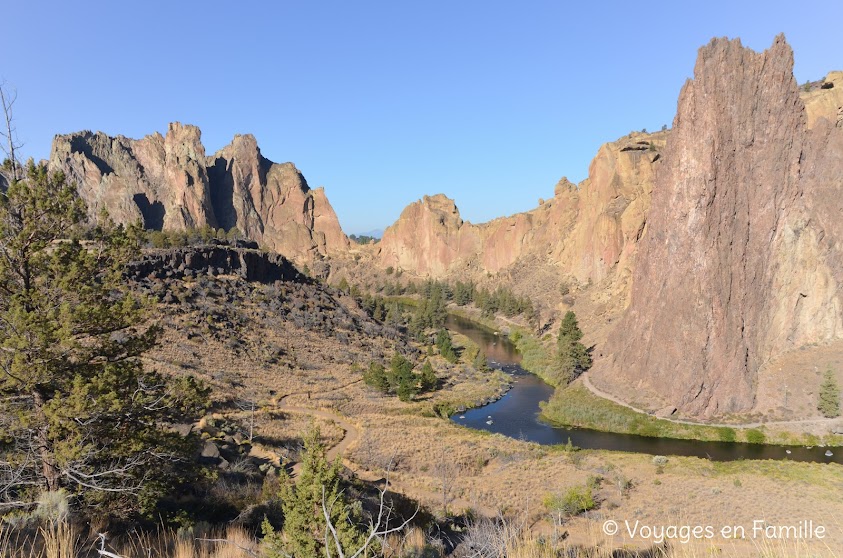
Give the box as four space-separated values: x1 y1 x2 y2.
543 378 843 447
443 309 843 448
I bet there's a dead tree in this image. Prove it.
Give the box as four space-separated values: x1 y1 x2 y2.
0 82 20 181
321 462 418 558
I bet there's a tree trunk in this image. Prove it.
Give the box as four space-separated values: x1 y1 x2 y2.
32 388 61 492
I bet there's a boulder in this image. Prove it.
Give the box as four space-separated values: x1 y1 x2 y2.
201 441 221 459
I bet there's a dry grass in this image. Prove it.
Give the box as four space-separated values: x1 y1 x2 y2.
118 273 843 556
0 524 259 558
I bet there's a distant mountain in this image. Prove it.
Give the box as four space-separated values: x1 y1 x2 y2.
357 228 384 239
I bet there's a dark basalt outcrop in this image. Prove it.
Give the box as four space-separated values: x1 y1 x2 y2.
590 35 843 418
127 245 306 284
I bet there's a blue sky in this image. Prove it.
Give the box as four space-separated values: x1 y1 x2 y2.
5 1 840 234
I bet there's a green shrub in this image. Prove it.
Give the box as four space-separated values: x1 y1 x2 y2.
717 427 737 442
544 483 596 518
745 429 766 444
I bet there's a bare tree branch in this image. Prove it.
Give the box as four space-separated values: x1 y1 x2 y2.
0 82 19 181
320 459 419 558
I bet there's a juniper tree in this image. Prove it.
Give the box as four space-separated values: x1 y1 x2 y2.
419 360 437 392
389 354 417 402
473 349 490 373
264 428 366 557
435 329 457 363
556 311 591 384
0 163 207 517
363 362 389 393
818 367 840 418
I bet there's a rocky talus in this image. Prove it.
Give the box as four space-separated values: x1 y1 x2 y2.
590 36 843 418
49 123 349 262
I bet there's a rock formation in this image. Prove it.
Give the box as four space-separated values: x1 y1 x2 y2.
590 36 843 418
126 244 306 284
378 131 666 300
802 71 843 128
49 123 349 262
374 35 843 419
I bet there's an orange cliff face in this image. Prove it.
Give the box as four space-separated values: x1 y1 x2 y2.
377 130 667 304
49 123 349 263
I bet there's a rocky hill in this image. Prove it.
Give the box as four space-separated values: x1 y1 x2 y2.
49 124 349 263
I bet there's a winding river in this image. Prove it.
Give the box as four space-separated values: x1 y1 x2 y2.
446 314 843 463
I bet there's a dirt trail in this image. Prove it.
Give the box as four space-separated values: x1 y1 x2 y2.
275 395 361 477
276 397 361 461
580 372 842 431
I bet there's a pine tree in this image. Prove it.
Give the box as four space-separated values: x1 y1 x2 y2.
556 311 592 384
818 367 840 418
0 163 207 516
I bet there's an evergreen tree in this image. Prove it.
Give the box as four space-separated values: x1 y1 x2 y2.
819 367 840 418
363 362 390 393
336 276 350 294
556 311 592 384
419 360 437 392
473 349 490 372
454 281 475 306
384 302 402 326
264 428 366 557
436 329 458 363
0 163 207 516
389 354 417 401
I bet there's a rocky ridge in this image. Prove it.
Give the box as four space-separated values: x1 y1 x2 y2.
126 243 306 285
377 130 667 304
376 66 841 302
49 123 349 262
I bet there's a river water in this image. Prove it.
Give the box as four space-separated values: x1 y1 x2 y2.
446 314 842 463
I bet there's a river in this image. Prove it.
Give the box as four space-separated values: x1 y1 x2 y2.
446 313 842 463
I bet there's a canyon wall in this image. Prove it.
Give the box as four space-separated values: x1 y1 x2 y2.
590 36 843 418
376 37 842 419
377 131 667 301
49 123 349 262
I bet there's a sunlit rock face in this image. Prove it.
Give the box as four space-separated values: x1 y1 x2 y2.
592 36 843 418
50 123 348 263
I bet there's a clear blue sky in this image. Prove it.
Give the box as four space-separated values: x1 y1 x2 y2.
5 1 840 234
